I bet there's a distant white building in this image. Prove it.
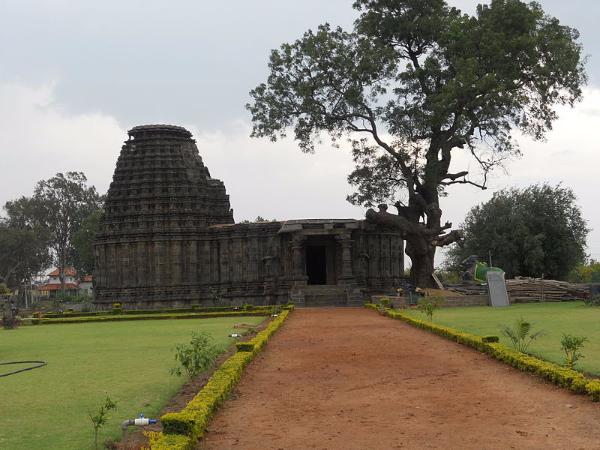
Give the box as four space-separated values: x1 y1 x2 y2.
37 267 88 298
78 275 93 296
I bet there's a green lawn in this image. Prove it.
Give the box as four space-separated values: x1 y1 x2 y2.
403 301 600 376
0 316 265 450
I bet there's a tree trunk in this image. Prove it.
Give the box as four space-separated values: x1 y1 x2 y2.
59 250 66 294
59 268 65 293
366 203 462 289
405 237 436 288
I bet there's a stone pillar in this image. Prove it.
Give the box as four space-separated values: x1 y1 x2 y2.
262 255 277 305
336 233 354 281
358 251 370 285
291 234 307 281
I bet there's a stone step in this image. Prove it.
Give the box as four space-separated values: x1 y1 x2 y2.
303 285 345 292
304 295 347 307
303 286 348 306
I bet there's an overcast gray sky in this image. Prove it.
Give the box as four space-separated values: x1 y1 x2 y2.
1 0 599 264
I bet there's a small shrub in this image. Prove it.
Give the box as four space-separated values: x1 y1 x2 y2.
56 293 93 303
161 310 291 438
88 396 117 450
561 334 587 369
500 318 543 353
2 314 21 329
379 296 391 308
583 294 600 306
236 341 255 352
52 297 64 313
438 270 461 284
2 297 20 329
0 283 11 295
482 335 500 343
209 288 231 306
171 332 220 379
417 296 444 322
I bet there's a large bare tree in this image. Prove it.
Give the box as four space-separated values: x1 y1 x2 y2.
247 0 586 287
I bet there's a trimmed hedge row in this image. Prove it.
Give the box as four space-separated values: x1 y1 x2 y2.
39 305 273 319
146 432 191 450
365 304 600 402
234 312 290 352
30 311 272 325
148 308 293 449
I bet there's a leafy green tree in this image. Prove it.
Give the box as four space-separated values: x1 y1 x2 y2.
0 223 50 289
446 184 588 279
72 209 103 276
2 197 52 305
247 0 586 287
3 195 45 230
4 172 103 290
569 260 600 283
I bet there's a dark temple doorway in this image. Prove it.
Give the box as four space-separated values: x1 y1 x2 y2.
306 245 327 285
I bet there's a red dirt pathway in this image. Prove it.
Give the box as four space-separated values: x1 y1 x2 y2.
201 308 600 449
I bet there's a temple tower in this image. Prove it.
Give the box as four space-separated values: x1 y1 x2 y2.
93 125 234 305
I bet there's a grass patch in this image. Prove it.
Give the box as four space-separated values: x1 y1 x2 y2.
402 301 600 375
0 316 264 450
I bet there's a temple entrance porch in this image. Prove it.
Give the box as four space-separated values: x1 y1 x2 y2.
306 245 327 284
305 236 337 285
281 219 363 306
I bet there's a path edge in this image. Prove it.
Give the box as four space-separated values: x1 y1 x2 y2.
365 304 600 402
146 306 294 450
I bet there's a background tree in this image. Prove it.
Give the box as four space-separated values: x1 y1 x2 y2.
1 197 51 304
445 184 588 280
247 0 586 286
569 260 600 283
71 209 103 276
3 172 103 290
0 223 50 288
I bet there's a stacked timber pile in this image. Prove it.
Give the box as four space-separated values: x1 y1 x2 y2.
422 288 465 297
446 283 488 296
506 277 586 302
447 278 586 301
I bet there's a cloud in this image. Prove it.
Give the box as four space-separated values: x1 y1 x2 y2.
0 82 366 223
441 87 600 262
2 81 599 264
187 122 366 222
0 82 124 206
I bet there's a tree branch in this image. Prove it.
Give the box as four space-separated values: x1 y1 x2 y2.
407 48 431 96
440 179 488 190
432 230 464 247
442 171 469 181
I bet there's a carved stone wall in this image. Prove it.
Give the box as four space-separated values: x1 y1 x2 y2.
94 125 404 308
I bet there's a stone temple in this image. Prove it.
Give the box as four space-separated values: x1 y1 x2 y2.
93 125 404 308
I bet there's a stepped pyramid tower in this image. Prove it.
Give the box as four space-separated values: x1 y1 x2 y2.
94 125 405 309
106 124 234 228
